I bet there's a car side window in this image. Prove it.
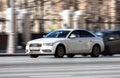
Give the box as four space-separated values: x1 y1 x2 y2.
69 31 81 38
80 30 95 37
108 33 120 40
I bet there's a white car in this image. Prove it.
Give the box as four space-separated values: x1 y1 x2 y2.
26 29 104 58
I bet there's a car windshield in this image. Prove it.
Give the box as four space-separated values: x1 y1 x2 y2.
45 30 70 38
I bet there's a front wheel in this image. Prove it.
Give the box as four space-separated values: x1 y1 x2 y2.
54 45 65 58
91 45 100 57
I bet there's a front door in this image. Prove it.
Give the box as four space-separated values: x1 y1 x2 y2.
107 32 120 53
67 38 82 53
67 30 82 53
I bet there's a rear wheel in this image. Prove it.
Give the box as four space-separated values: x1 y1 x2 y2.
54 45 65 58
91 45 100 57
67 54 75 58
29 54 39 58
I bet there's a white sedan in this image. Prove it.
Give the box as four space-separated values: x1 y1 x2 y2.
26 29 104 58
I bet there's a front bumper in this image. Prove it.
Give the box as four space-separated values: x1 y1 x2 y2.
26 46 55 54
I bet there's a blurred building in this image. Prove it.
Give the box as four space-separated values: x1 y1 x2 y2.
0 0 120 33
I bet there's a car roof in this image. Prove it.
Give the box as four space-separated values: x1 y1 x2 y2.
55 29 89 31
97 30 120 34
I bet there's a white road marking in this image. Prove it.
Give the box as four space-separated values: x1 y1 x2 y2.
0 64 120 78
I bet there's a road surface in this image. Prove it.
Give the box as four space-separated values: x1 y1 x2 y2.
0 55 120 78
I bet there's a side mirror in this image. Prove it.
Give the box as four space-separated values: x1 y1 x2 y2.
69 34 76 38
69 37 76 39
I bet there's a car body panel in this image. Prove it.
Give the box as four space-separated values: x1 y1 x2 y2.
95 30 120 54
106 38 120 53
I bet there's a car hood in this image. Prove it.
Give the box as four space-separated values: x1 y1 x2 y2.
28 38 66 43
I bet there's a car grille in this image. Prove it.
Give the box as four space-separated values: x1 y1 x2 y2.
30 44 42 47
29 44 41 51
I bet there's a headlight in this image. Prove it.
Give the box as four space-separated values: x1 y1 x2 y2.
43 43 54 46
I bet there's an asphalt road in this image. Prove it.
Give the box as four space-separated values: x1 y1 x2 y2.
0 55 120 78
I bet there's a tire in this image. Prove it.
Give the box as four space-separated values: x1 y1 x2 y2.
67 54 75 58
29 54 39 58
54 45 65 58
91 45 100 57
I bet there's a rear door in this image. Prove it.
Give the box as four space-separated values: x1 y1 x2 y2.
80 30 95 53
67 30 95 53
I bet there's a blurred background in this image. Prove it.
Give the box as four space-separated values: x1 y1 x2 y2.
0 0 120 53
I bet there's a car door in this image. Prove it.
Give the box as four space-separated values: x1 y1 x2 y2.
107 31 120 53
80 30 95 53
67 30 82 53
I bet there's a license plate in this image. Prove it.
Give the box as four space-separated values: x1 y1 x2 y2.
30 47 40 50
